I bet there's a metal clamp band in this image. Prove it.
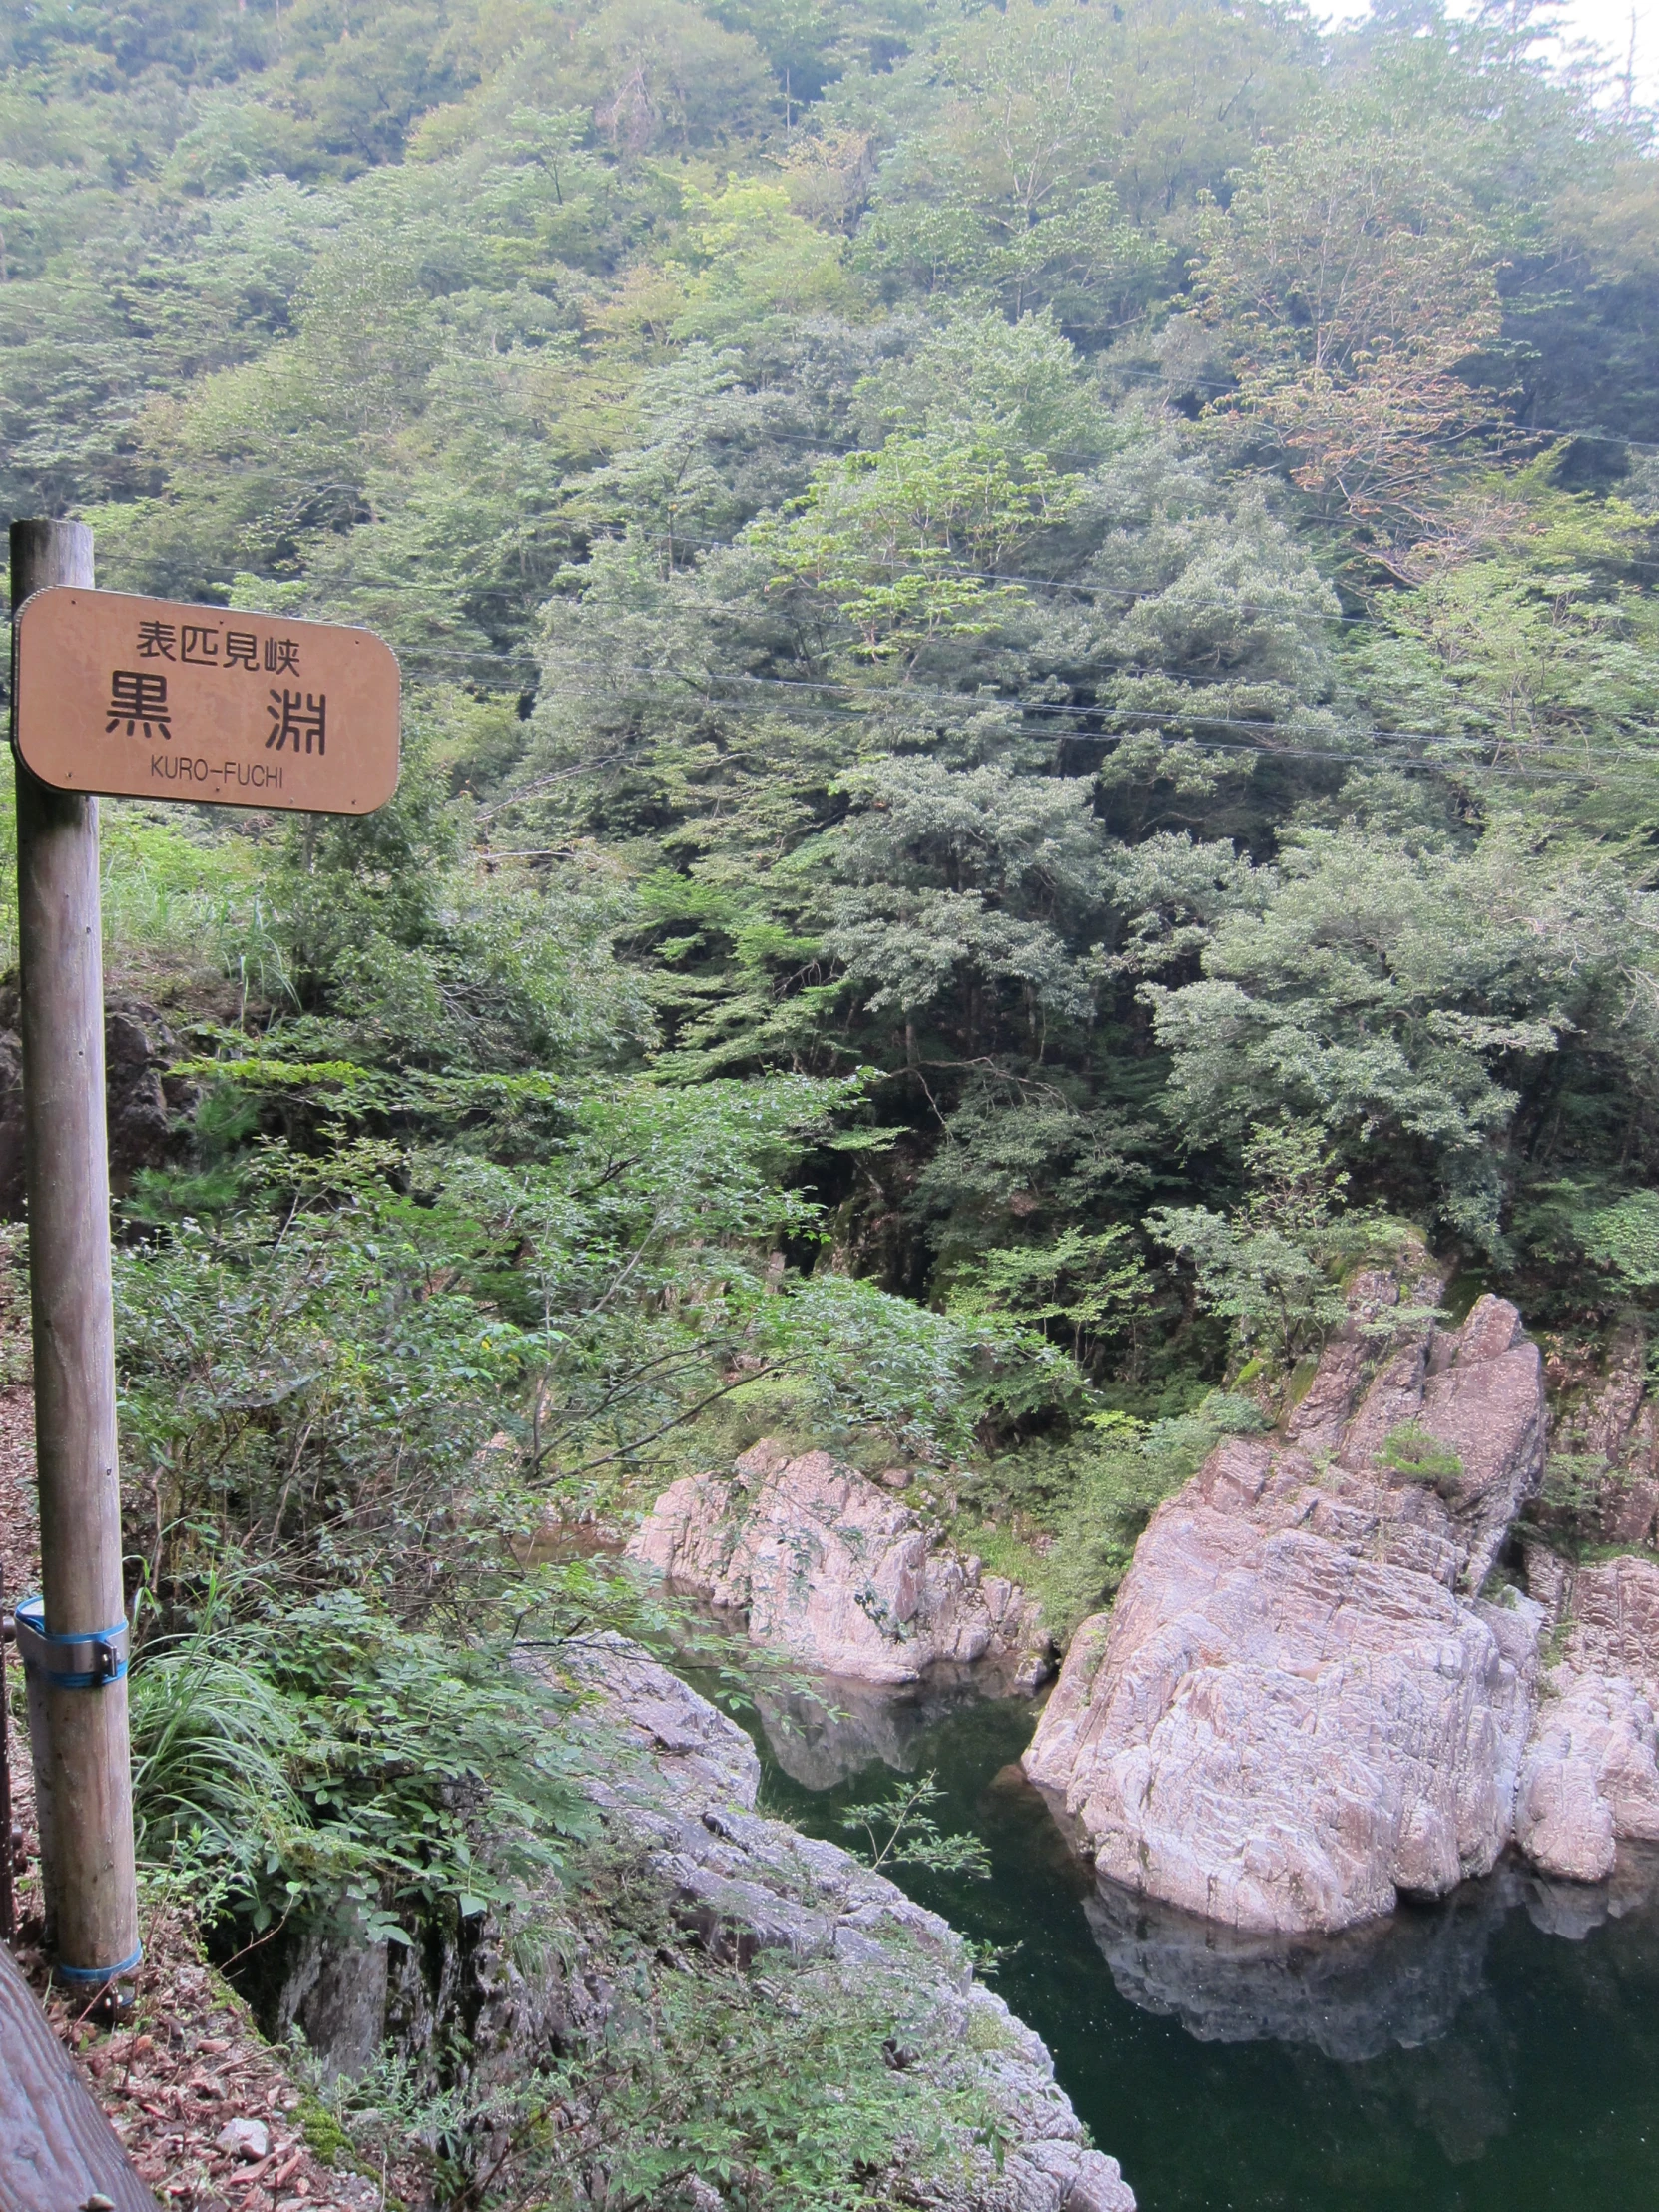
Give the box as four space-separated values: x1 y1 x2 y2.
12 1596 129 1688
55 1941 144 1985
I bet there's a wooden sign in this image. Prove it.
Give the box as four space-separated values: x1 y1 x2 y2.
12 586 399 814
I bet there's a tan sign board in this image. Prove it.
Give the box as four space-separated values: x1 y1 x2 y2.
12 587 400 815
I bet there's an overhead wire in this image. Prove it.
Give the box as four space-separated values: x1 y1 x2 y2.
588 516 1659 590
411 670 1656 807
388 644 1659 765
95 468 1659 595
27 341 1656 795
355 533 1655 658
125 361 1659 472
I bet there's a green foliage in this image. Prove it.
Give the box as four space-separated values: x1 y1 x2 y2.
1512 1447 1616 1566
116 1142 532 1582
1583 1193 1659 1293
838 1770 991 1880
847 0 1288 329
5 0 1656 1502
535 1945 1003 2211
1537 1451 1609 1522
291 1820 1021 2202
854 0 1152 325
294 2044 499 2191
1137 825 1652 1252
954 1391 1264 1639
765 1268 1078 1457
756 415 1086 665
947 1225 1156 1374
131 1632 310 1888
1192 106 1504 546
1149 1121 1352 1372
13 8 1659 2192
131 1588 593 1940
116 1068 890 1556
1379 1421 1464 1496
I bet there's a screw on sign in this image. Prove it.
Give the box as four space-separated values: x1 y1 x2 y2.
15 585 399 813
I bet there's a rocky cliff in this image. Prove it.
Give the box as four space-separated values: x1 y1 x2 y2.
0 988 192 1214
1025 1279 1659 1934
277 1637 1133 2212
1514 1555 1659 1881
628 1438 1052 1689
568 1639 1133 2212
1024 1289 1556 1933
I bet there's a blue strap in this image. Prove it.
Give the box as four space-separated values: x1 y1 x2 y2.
12 1595 130 1688
55 1942 144 1984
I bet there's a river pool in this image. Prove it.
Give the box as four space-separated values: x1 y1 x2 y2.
728 1677 1659 2212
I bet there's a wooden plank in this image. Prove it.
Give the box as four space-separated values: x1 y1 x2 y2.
0 1940 157 2212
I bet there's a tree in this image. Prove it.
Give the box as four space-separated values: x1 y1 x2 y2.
1140 821 1659 1248
756 422 1085 666
855 0 1159 335
1193 116 1505 561
947 1223 1156 1374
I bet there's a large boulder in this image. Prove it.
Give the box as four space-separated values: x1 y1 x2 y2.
627 1438 1052 1688
0 986 193 1214
276 1634 1139 2210
1513 1555 1659 1882
557 1637 1137 2212
1023 1293 1549 1935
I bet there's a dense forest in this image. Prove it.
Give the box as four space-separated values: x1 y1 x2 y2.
4 0 1659 2195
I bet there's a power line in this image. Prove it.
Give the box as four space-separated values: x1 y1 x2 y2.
369 533 1651 686
111 363 1659 471
623 519 1659 592
392 645 1659 762
46 378 1659 603
75 451 1659 605
605 529 1369 616
439 671 1657 802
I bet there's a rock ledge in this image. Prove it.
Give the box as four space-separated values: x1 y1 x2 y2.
628 1439 1052 1688
564 1635 1135 2212
1024 1292 1549 1935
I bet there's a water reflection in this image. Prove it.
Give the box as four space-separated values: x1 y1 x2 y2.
1518 1847 1659 1938
739 1672 1659 2212
1086 1869 1516 2063
1088 1848 1659 2061
1077 1819 1656 2166
751 1665 1022 1789
741 1678 1659 2211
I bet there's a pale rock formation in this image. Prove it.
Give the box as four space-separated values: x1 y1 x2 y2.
1514 1555 1659 1882
1531 1339 1659 1873
560 1636 1136 2212
627 1439 1052 1688
1024 1294 1549 1935
280 1633 1138 2210
1548 1327 1659 1547
1603 1429 1659 1548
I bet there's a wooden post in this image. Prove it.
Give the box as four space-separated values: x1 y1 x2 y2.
8 519 139 1985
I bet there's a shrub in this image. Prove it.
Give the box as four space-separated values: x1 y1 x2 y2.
130 1589 595 1943
1379 1421 1463 1495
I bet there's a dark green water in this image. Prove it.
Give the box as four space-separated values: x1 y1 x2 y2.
730 1678 1659 2212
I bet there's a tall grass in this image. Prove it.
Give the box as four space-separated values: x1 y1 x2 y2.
0 785 290 998
129 1624 309 1890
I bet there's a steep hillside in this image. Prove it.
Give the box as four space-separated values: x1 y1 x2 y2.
4 2 1659 2203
